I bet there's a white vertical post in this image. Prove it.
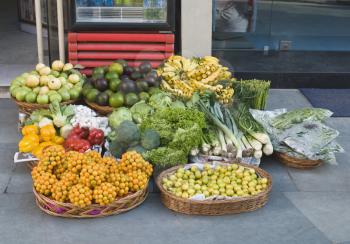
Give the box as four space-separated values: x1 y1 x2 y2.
35 0 44 63
57 0 65 62
181 0 212 57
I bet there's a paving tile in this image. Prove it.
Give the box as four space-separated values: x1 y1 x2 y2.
0 191 330 244
0 99 16 109
266 89 312 110
260 156 298 192
6 164 32 194
0 144 16 192
287 154 350 192
285 192 350 243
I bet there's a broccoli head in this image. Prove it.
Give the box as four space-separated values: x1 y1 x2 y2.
114 120 140 145
141 129 161 150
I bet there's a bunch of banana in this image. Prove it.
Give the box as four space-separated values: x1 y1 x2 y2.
157 55 198 82
158 55 235 104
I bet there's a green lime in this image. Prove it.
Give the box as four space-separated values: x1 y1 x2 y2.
69 88 80 100
109 78 121 92
105 72 119 81
139 92 150 102
86 89 99 102
109 92 124 108
108 63 123 75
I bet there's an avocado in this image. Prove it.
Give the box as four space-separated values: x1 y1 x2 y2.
94 78 109 92
136 80 149 92
96 92 109 106
119 80 137 93
139 61 152 74
130 71 142 81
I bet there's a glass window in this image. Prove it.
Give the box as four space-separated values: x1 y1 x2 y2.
212 0 350 75
75 0 167 23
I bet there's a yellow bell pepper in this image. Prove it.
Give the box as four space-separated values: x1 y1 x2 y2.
52 135 64 145
32 141 56 158
40 124 56 142
21 125 39 136
18 134 40 153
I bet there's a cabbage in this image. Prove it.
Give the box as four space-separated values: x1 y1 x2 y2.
108 107 133 129
130 101 154 124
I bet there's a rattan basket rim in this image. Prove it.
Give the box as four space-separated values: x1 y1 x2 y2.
156 162 272 205
84 99 114 113
33 186 146 209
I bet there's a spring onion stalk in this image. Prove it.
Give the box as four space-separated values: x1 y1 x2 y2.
247 136 262 151
197 100 242 158
190 148 200 156
212 147 222 156
254 150 263 159
250 132 269 145
241 135 253 150
218 130 227 155
263 143 273 156
231 103 270 145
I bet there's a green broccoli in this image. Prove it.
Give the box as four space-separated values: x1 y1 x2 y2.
143 147 188 167
114 120 141 145
141 129 161 150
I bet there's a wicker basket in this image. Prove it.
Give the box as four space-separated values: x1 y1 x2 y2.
275 152 322 169
13 97 77 115
84 99 114 115
33 185 148 218
156 162 272 215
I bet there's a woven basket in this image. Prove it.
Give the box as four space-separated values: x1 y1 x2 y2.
33 185 148 218
156 162 272 216
13 97 77 115
275 152 322 169
84 99 114 115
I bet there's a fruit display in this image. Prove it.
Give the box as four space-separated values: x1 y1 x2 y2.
157 56 234 103
82 60 161 108
161 163 269 199
10 60 85 104
32 147 153 208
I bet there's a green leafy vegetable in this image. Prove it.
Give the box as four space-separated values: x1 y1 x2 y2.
130 101 154 124
143 147 188 167
270 108 333 129
108 107 133 129
148 92 172 110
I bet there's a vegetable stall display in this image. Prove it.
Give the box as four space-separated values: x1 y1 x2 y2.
10 60 85 114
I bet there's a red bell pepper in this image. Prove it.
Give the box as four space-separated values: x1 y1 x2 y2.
88 128 104 146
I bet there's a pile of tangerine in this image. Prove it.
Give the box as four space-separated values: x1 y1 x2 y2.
32 146 153 207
